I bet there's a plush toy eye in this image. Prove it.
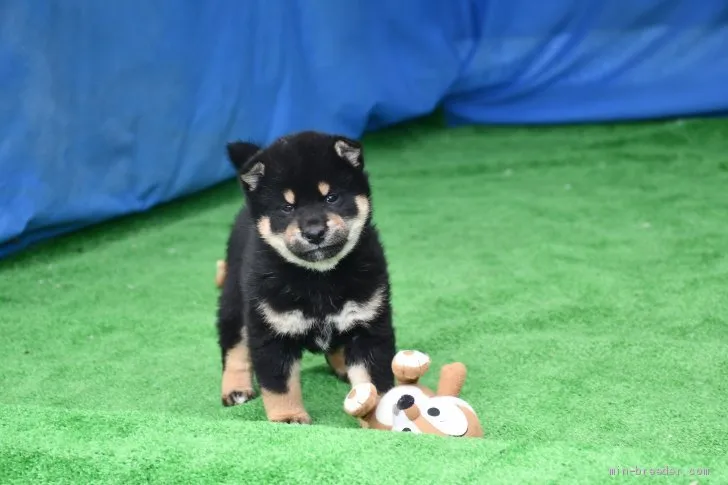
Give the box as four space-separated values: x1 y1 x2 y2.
423 397 469 436
402 427 411 432
281 203 294 213
325 194 339 203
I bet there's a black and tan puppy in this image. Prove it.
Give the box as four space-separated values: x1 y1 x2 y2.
216 131 396 424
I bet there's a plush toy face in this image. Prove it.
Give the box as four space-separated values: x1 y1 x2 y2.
392 394 477 436
343 350 484 438
372 385 428 428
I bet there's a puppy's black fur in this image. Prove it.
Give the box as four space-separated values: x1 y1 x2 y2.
216 131 396 423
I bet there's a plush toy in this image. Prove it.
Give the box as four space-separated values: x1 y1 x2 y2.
343 350 483 437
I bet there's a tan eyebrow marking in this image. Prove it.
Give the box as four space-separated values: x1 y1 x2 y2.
318 182 330 196
283 189 295 204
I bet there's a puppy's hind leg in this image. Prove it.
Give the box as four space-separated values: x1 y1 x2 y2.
325 347 348 382
215 259 227 288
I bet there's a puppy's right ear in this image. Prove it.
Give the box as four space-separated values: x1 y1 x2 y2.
226 141 260 171
226 141 264 191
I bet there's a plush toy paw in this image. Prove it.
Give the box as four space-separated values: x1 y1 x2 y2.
392 350 431 383
344 383 378 417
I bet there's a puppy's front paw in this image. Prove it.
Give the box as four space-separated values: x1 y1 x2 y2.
392 350 431 383
222 388 257 407
344 383 378 417
270 411 312 425
221 366 256 407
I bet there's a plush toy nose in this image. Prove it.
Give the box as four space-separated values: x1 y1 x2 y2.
396 394 415 411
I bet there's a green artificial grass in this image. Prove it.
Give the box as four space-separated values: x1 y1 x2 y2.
1 117 727 484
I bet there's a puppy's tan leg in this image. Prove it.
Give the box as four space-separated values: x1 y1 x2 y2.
261 361 311 424
215 260 227 288
327 348 374 388
325 347 348 381
346 363 372 387
221 330 256 406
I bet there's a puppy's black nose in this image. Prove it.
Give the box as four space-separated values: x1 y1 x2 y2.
396 394 415 411
301 223 326 244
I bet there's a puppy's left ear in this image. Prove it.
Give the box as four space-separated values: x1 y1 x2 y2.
334 138 364 169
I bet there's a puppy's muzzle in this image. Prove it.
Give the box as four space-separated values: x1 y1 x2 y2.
300 219 327 245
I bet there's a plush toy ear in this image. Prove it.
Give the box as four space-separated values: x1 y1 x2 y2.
334 138 363 169
436 362 467 397
226 141 265 191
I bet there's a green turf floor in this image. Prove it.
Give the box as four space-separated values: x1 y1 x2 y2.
1 117 727 484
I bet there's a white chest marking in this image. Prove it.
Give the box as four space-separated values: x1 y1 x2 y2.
314 325 333 351
257 304 316 336
257 286 387 337
325 286 386 333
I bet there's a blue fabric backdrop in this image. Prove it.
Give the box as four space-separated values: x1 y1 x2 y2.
1 0 727 257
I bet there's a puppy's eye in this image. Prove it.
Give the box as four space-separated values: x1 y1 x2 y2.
427 407 440 417
281 204 295 213
325 194 339 204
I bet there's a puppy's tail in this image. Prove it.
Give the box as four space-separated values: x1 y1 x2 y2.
226 141 261 173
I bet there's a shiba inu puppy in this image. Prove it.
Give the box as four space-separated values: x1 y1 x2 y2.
216 131 396 424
